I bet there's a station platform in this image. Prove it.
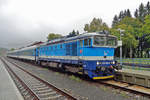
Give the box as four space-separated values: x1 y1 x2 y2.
0 59 24 100
115 68 150 88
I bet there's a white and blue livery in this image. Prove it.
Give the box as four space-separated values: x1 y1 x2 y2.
7 32 121 79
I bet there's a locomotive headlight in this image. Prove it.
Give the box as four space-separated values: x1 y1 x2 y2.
97 61 100 65
112 61 115 64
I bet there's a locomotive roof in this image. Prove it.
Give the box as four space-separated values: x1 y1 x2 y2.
66 32 117 41
46 32 117 45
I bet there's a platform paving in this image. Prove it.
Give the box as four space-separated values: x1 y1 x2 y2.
116 68 150 88
0 59 24 100
119 68 150 76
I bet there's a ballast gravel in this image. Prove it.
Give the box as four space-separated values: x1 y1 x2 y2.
7 58 150 100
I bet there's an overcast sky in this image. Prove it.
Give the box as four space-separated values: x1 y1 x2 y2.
0 0 149 49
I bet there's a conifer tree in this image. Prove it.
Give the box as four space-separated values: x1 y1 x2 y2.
127 9 132 17
124 10 127 17
76 30 79 35
112 15 119 27
119 11 124 20
138 3 146 22
146 1 150 15
134 9 139 18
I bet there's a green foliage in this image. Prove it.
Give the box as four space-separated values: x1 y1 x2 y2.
69 75 81 82
112 15 118 27
117 17 142 37
112 17 141 47
138 3 146 22
111 17 142 58
141 15 150 49
47 33 62 41
127 9 132 17
10 48 15 51
112 9 132 27
84 18 109 32
142 15 150 34
135 2 150 23
68 30 79 37
115 23 138 49
112 1 150 58
146 2 150 15
134 9 139 18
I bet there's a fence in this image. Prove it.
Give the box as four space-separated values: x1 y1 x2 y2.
115 58 150 71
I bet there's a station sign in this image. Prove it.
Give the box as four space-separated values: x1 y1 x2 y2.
118 41 122 46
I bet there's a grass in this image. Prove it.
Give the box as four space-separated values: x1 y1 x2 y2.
55 72 59 75
120 91 128 98
69 75 82 82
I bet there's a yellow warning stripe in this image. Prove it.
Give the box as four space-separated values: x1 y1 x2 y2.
93 75 114 80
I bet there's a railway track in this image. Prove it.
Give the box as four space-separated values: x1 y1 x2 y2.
0 57 77 100
98 80 150 98
5 57 150 99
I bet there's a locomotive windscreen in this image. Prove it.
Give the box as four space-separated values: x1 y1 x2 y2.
94 36 117 47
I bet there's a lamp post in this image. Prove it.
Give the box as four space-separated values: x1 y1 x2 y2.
117 28 124 66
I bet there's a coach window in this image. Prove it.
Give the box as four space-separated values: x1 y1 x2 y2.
79 40 83 47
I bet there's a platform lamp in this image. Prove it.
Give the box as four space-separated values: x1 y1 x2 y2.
117 28 124 66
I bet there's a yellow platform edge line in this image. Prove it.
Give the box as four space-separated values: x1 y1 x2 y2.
93 75 114 80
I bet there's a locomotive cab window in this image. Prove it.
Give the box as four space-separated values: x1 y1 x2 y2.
106 37 117 46
79 40 83 47
93 36 117 47
84 38 91 46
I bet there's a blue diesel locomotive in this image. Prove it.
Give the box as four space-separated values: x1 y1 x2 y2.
7 32 121 79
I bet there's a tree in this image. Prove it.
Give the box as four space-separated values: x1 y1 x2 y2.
138 3 146 22
146 1 150 15
47 33 62 41
112 15 119 27
134 9 139 18
68 30 80 37
111 1 150 58
117 9 132 23
84 24 90 32
111 17 141 58
84 18 109 32
76 30 79 35
140 15 150 57
118 11 124 21
10 48 15 51
142 15 150 34
127 9 132 17
117 17 142 37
